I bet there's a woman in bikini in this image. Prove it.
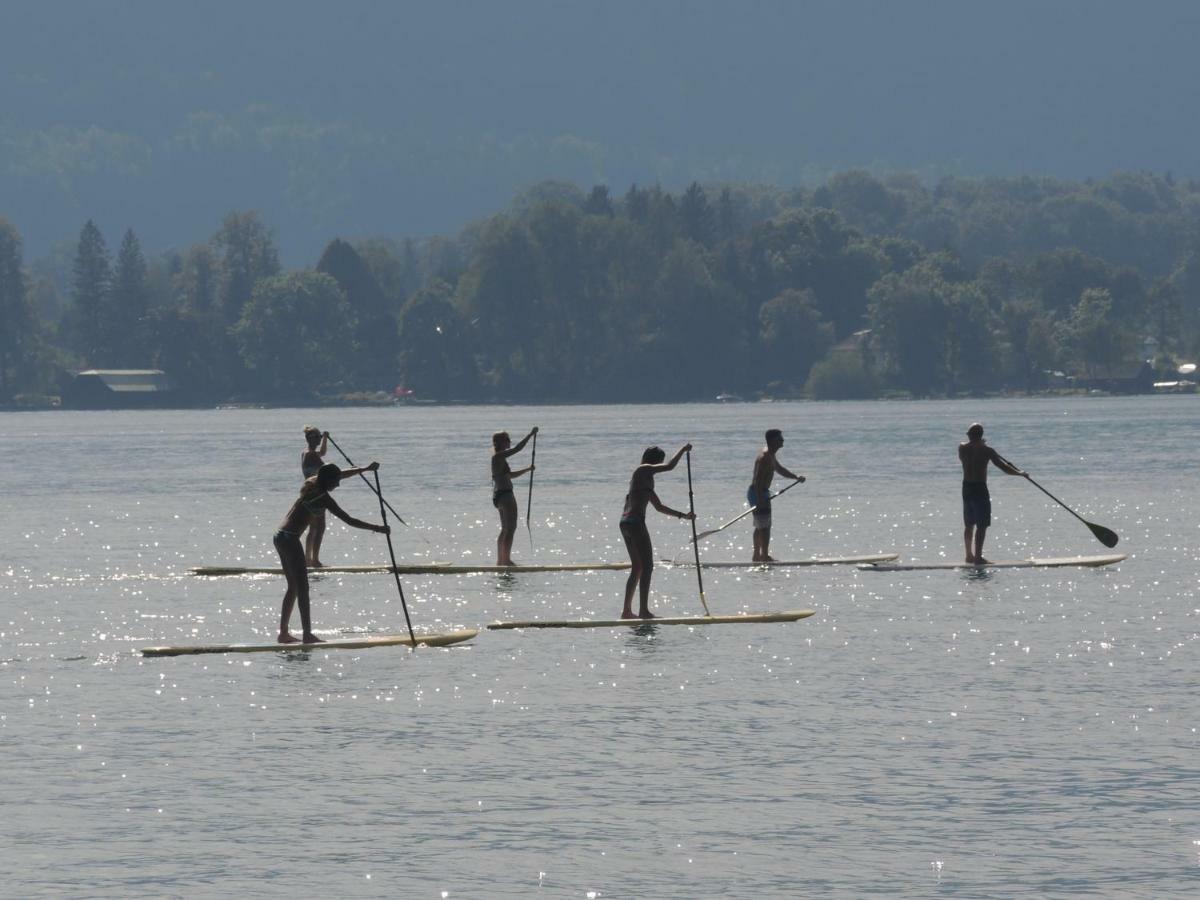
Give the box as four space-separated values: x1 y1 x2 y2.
274 461 388 644
301 425 329 567
490 427 537 565
619 443 694 619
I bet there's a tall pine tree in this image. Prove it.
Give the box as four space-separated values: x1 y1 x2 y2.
68 220 111 366
110 228 149 365
317 238 397 389
0 218 34 400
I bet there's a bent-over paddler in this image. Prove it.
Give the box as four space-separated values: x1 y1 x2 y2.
274 461 389 644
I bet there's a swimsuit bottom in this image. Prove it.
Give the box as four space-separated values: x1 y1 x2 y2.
747 484 772 510
493 488 514 508
961 481 991 527
273 530 304 556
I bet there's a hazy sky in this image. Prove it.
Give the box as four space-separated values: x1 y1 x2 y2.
3 0 1198 260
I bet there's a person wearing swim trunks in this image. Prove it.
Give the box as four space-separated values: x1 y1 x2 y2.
958 423 1027 564
274 461 389 644
491 427 538 565
301 425 329 567
749 429 804 562
619 443 695 619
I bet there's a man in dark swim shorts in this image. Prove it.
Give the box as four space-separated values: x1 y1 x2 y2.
958 423 1027 564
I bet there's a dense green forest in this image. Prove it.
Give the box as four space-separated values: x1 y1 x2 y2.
2 170 1199 406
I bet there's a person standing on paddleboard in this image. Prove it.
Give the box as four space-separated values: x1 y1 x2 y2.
620 444 695 619
491 427 537 565
301 425 330 567
959 423 1027 564
275 462 389 644
749 429 804 562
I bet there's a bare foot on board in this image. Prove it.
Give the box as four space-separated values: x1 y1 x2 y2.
301 633 325 644
278 632 303 644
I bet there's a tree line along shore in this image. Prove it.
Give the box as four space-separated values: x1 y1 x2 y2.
2 169 1199 407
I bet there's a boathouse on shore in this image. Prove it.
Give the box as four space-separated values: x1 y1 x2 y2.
61 369 176 409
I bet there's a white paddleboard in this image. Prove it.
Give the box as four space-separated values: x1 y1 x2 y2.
190 562 630 577
858 554 1127 572
662 553 899 569
141 628 478 656
487 609 815 630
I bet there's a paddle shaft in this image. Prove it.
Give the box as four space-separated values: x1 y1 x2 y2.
326 434 409 527
685 450 711 616
693 477 803 542
525 430 537 548
373 470 416 644
995 453 1118 547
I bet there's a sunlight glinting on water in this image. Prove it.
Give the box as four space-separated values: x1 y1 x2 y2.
1 399 1197 895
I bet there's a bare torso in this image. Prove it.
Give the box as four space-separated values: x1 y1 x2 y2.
491 453 513 492
301 448 323 478
278 478 332 534
752 449 776 492
959 440 997 482
621 466 657 520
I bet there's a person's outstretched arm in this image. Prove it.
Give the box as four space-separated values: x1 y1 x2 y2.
651 442 693 473
323 496 389 533
340 461 380 479
500 426 539 459
774 458 805 482
648 490 694 520
990 449 1026 477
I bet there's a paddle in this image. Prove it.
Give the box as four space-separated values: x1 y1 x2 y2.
373 469 417 644
525 428 537 550
326 433 410 528
692 477 804 543
997 453 1119 548
685 449 712 616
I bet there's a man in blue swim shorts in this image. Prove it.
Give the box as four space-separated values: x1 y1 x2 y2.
749 429 804 562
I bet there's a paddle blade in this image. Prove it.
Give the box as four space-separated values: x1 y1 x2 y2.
1088 522 1119 548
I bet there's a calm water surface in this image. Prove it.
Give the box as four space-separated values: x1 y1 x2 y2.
2 398 1197 897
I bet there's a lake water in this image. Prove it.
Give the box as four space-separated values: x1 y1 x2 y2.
2 398 1197 897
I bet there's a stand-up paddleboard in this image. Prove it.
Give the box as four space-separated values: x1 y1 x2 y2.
487 609 815 630
858 554 1127 572
190 562 630 577
661 553 899 569
141 628 478 657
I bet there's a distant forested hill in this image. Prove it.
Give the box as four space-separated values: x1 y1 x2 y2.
4 0 1200 261
3 171 1198 406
